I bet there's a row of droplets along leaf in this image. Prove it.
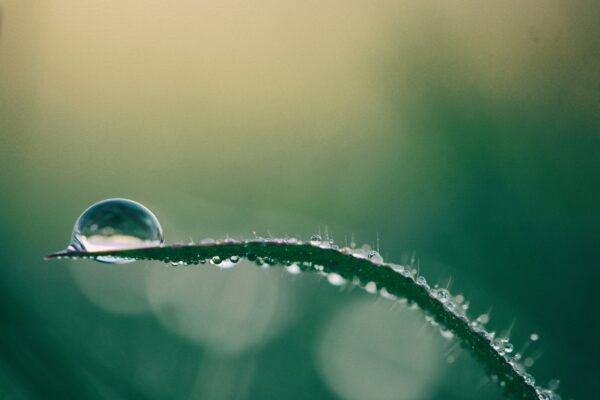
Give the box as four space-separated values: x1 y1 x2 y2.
50 198 562 400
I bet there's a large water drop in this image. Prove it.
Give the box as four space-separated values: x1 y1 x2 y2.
70 198 164 264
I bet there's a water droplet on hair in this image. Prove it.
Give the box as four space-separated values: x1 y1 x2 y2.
367 250 383 263
491 337 514 355
435 289 450 303
310 234 322 244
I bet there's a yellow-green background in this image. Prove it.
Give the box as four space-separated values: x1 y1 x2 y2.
1 1 598 399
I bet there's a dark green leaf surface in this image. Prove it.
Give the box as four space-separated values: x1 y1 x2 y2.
47 241 551 400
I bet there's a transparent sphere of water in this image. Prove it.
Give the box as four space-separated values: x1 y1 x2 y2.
70 198 164 263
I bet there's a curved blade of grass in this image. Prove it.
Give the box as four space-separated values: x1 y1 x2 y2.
45 240 559 400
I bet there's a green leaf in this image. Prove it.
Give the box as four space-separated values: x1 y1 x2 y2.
46 240 557 400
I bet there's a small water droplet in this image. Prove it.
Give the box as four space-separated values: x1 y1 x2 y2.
285 264 301 275
217 259 238 269
367 250 383 263
491 337 514 355
365 282 377 294
440 328 454 340
379 287 397 300
210 256 222 265
523 373 535 385
435 288 450 303
70 198 163 264
327 273 346 286
310 234 322 244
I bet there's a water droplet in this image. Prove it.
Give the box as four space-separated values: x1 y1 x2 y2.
210 256 222 265
440 328 454 340
536 389 561 400
476 314 490 324
390 264 406 274
367 250 383 263
435 289 450 303
530 333 539 341
379 288 397 300
365 282 377 294
491 337 514 355
523 373 535 385
216 256 240 269
327 273 346 286
285 264 301 275
70 198 163 264
310 234 322 244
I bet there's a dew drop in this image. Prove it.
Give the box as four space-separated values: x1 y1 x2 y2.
440 328 454 340
285 263 301 275
216 256 240 269
367 250 383 263
70 198 163 264
435 289 450 303
491 337 514 355
310 234 322 244
365 282 377 294
523 373 535 385
327 273 346 286
210 256 222 265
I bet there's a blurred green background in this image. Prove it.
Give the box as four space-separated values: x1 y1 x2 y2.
1 1 598 399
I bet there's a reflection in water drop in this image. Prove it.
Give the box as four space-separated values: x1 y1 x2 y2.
70 198 163 264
